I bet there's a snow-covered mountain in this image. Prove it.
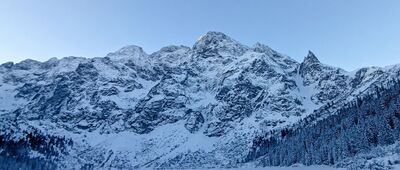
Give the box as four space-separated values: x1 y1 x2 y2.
1 31 400 169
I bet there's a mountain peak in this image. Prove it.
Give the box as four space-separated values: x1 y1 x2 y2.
193 31 248 56
303 50 320 64
194 31 237 49
299 50 323 79
115 45 145 55
196 31 232 43
106 45 147 60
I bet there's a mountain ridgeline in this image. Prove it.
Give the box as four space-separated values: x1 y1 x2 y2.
1 32 400 169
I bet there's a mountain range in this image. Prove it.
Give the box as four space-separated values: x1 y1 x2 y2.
1 31 400 169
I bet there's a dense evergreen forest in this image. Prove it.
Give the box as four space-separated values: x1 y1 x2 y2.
246 79 400 169
0 126 72 169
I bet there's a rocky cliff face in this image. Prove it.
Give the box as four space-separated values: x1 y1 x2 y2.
1 31 400 169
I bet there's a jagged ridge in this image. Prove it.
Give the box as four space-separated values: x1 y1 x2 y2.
1 31 400 169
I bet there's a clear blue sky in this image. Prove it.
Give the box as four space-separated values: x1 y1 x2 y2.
1 0 399 71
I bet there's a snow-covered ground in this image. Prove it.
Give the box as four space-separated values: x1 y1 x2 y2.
176 166 346 170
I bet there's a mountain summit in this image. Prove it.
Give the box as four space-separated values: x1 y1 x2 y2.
196 31 233 43
304 50 320 64
1 32 400 169
193 31 248 57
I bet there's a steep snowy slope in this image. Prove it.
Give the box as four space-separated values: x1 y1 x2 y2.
1 31 400 169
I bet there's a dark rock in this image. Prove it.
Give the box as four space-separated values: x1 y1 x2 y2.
204 121 231 137
124 83 143 92
101 87 120 96
184 109 204 133
76 63 99 79
1 62 14 69
15 83 41 99
14 59 41 70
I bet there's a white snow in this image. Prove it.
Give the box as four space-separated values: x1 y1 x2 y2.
0 83 27 114
187 166 345 170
